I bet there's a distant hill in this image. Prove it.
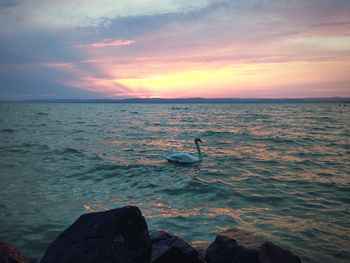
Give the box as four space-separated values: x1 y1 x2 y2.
3 97 350 103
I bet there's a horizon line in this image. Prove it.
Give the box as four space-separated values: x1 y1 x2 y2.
1 97 350 103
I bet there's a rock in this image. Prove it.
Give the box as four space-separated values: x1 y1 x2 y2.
0 242 28 263
150 230 205 263
206 228 301 263
40 206 151 263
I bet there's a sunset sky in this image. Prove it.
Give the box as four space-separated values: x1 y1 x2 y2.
0 0 349 100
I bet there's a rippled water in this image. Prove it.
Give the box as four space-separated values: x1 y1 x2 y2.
0 103 349 262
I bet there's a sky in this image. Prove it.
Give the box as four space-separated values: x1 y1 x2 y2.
0 0 349 100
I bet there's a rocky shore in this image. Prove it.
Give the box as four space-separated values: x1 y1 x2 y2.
1 206 301 263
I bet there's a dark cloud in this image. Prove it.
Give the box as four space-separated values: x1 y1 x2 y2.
0 0 18 7
0 68 104 100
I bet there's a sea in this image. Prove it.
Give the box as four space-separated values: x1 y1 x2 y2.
0 103 349 262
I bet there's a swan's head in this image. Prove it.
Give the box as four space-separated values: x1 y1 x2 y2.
194 138 203 143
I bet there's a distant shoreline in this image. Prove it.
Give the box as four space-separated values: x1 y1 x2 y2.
1 97 350 104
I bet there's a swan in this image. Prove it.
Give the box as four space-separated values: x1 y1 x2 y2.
166 138 203 164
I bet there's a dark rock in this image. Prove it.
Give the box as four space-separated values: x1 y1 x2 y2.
0 242 28 263
150 230 205 263
206 228 301 263
40 206 151 263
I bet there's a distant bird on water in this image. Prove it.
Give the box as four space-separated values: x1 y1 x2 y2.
166 138 203 164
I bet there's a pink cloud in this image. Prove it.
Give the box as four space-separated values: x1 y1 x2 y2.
78 39 136 48
45 59 98 68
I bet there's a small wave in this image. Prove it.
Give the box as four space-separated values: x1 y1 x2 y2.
123 149 135 152
70 163 144 181
204 130 235 135
145 122 162 126
249 113 270 119
34 123 47 127
3 143 50 154
215 141 233 146
0 128 15 133
21 142 36 147
247 194 285 204
22 142 50 150
87 163 138 173
162 178 229 196
89 164 120 173
257 137 298 145
59 148 84 155
35 112 49 116
312 116 333 121
182 119 195 123
72 129 85 134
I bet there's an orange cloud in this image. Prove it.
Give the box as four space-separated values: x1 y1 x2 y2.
115 60 350 98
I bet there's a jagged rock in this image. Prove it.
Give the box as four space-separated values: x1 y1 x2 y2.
150 230 205 263
0 242 28 263
40 206 151 263
206 228 301 263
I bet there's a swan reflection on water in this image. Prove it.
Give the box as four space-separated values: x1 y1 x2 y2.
166 138 203 164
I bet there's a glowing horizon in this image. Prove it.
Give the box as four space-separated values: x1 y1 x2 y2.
0 1 349 100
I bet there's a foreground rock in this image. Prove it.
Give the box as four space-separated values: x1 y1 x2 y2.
0 242 28 263
206 228 301 263
40 206 151 263
150 231 204 263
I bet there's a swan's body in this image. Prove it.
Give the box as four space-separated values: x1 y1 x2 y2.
166 138 203 164
166 153 201 164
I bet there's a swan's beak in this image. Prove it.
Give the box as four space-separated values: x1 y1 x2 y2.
199 139 203 143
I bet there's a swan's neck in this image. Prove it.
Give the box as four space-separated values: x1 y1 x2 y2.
195 142 202 159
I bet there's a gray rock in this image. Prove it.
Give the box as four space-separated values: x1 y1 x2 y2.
206 228 301 263
40 206 151 263
0 241 28 263
150 230 205 263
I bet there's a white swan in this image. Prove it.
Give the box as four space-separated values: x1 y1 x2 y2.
166 138 203 164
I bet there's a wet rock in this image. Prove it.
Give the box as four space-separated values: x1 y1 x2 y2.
150 230 205 263
40 206 151 263
206 228 301 263
0 242 28 263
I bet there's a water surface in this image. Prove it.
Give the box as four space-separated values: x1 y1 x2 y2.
0 103 349 262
